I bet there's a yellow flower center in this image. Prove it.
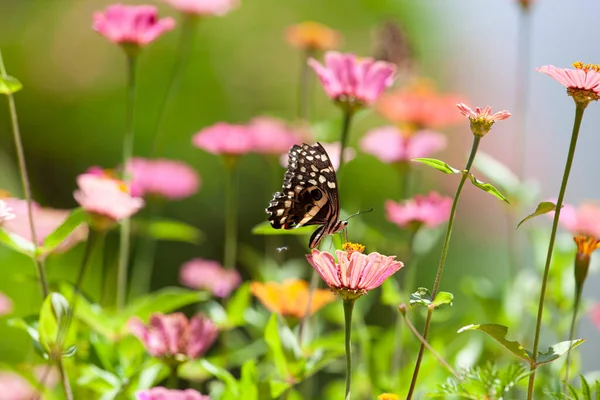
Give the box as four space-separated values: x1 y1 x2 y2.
574 235 600 256
378 394 400 400
572 61 600 73
342 242 365 258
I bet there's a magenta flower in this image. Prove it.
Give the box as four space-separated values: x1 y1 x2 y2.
179 258 241 298
128 313 218 360
386 192 452 230
74 174 144 224
0 200 15 224
456 103 510 137
306 243 403 300
126 158 200 200
308 51 396 110
192 122 255 156
557 202 600 239
360 126 447 164
137 387 210 400
163 0 238 16
93 4 175 47
0 292 13 316
0 372 37 400
537 63 600 96
248 117 302 155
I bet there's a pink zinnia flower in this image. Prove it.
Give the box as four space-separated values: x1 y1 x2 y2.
179 258 241 298
163 0 238 16
192 123 255 156
137 387 210 400
128 313 218 359
306 243 403 300
126 158 200 200
248 117 302 155
0 199 15 224
360 126 447 164
93 4 175 47
538 63 600 95
74 174 144 223
0 292 13 316
385 192 452 229
457 103 511 137
308 51 396 110
0 371 37 400
557 202 600 239
590 303 600 332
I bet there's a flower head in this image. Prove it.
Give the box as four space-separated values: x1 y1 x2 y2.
248 117 302 155
457 103 510 137
285 21 341 51
179 258 241 298
556 202 600 260
0 199 15 224
192 122 256 156
309 51 396 111
537 63 600 106
128 313 218 360
137 387 210 400
126 158 200 200
93 4 175 48
163 0 238 16
0 371 37 400
250 279 336 318
0 292 13 316
306 244 403 300
386 192 452 230
360 126 446 164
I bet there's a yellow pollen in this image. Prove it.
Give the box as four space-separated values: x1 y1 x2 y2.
572 61 600 72
378 394 400 400
574 235 600 256
342 242 365 257
114 179 129 194
0 189 12 199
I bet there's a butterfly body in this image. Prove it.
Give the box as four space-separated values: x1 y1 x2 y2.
266 142 347 248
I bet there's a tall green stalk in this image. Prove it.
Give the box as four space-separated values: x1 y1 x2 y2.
564 278 583 384
338 110 354 171
298 49 315 120
343 299 356 400
526 104 585 399
407 136 481 399
223 157 238 269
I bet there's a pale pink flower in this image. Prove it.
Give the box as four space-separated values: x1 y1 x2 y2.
128 313 218 359
556 202 600 239
126 158 200 200
179 258 241 298
248 117 301 155
537 63 600 95
163 0 238 16
360 126 446 164
306 244 403 300
386 192 452 229
308 51 396 108
0 292 12 316
137 387 210 400
457 103 510 137
0 371 37 400
93 4 175 46
0 199 15 224
590 303 600 332
74 174 144 222
280 142 354 171
192 123 255 155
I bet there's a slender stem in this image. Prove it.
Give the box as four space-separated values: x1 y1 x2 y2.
343 299 356 400
168 364 179 389
0 48 48 298
526 104 585 400
298 268 319 345
564 280 583 384
223 158 238 269
298 49 315 120
117 54 138 310
56 358 73 400
150 15 198 155
338 110 354 172
406 135 481 399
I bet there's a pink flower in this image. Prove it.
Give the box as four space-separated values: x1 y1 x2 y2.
179 258 241 298
306 243 403 300
557 203 600 239
457 103 510 137
386 192 452 229
74 174 144 223
192 123 255 156
163 0 238 16
360 126 446 164
0 199 15 224
590 303 600 332
93 4 175 47
0 292 12 316
0 372 37 400
126 158 200 200
308 51 396 109
248 117 301 155
137 387 210 400
537 63 600 94
279 141 354 171
128 313 218 359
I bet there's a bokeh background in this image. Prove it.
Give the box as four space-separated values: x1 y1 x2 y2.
1 0 600 377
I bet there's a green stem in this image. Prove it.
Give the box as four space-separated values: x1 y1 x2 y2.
168 364 179 389
343 299 356 400
298 49 315 120
56 357 73 400
223 158 238 269
150 14 198 155
0 48 48 298
526 104 585 400
117 53 138 310
406 135 481 399
338 110 354 172
564 280 583 385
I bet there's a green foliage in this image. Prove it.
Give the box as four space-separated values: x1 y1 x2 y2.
517 201 558 229
466 173 510 204
251 221 316 236
458 324 533 362
136 218 203 244
412 157 461 174
410 287 454 309
0 74 22 94
546 375 600 400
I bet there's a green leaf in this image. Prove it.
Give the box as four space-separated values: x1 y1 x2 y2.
225 282 251 328
0 75 23 94
536 339 585 366
38 208 87 255
251 220 316 236
264 314 289 379
457 324 533 362
467 174 510 204
38 293 72 354
517 201 557 230
581 375 591 400
58 283 117 339
8 315 40 342
238 361 259 400
200 359 239 395
432 292 454 309
139 218 203 244
409 287 432 308
0 229 35 255
412 158 461 174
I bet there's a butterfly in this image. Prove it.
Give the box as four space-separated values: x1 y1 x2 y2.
266 142 347 248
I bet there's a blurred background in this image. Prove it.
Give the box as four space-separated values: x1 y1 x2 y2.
1 0 600 380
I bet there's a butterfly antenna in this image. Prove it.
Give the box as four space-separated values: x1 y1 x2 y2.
345 207 374 222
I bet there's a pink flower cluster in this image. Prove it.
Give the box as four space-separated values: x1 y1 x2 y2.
360 126 447 164
386 192 452 229
163 0 238 16
179 258 241 298
558 202 600 238
126 158 200 200
0 292 12 316
0 371 38 400
137 387 210 400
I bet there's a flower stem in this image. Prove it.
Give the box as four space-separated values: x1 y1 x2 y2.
150 14 198 155
117 53 138 310
0 48 48 298
56 357 73 400
564 279 583 385
338 110 354 172
526 103 585 400
343 298 356 400
223 157 238 269
168 364 179 389
298 49 315 120
406 135 481 399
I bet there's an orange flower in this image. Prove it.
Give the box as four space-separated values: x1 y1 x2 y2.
285 21 341 51
251 279 335 318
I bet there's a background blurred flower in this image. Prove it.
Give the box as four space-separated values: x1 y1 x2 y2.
0 292 12 316
128 313 218 359
285 21 341 51
163 0 238 16
590 303 600 332
0 371 37 400
137 387 210 400
360 126 446 163
126 158 200 200
248 117 301 155
385 192 452 229
556 202 600 239
93 4 175 46
250 279 335 318
192 122 255 155
0 200 15 224
179 258 241 298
